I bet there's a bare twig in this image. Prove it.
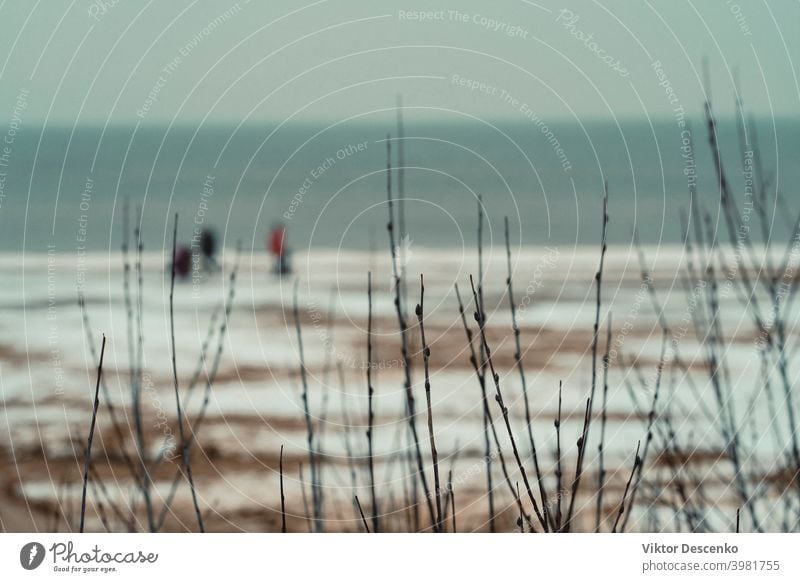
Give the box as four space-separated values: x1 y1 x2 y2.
338 363 359 494
565 182 608 531
454 284 534 531
88 465 128 530
280 445 286 533
79 334 106 533
156 251 240 531
170 214 205 533
596 315 612 531
132 212 153 531
416 275 443 531
612 441 642 533
78 298 137 482
505 216 550 530
396 96 408 309
565 398 591 533
555 381 563 531
469 276 547 531
354 495 370 533
448 470 456 533
476 197 495 532
366 272 379 533
293 280 322 532
620 329 667 532
385 134 436 529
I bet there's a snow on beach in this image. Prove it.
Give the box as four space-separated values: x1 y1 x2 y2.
0 244 793 531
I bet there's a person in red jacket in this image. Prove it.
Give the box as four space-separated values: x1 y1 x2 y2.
268 223 290 274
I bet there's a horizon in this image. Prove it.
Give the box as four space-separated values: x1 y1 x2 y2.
16 111 800 129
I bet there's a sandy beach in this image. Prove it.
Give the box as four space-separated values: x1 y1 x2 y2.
1 242 792 532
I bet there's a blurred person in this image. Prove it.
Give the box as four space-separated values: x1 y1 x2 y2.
199 227 218 272
173 244 191 279
268 223 291 274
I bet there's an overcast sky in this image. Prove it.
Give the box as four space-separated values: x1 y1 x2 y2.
1 0 798 125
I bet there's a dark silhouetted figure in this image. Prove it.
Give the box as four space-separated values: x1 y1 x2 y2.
200 228 218 272
173 244 191 279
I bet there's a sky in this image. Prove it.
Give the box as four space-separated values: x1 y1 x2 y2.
0 0 798 126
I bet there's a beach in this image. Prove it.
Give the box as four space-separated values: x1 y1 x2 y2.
0 242 792 532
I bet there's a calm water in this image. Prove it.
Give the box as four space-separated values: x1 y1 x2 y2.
1 117 797 253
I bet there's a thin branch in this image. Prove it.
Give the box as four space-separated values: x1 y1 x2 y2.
564 183 608 532
555 381 563 531
79 334 106 533
448 470 456 533
155 250 240 530
476 196 494 532
78 299 137 482
280 445 287 533
620 329 667 532
170 214 205 533
454 283 534 531
293 279 322 532
469 276 547 531
416 274 443 531
504 216 551 531
354 495 370 533
613 441 642 533
565 398 591 533
132 211 153 531
596 314 612 531
385 134 436 530
366 272 379 533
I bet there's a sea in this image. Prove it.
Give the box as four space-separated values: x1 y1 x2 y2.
0 117 797 254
